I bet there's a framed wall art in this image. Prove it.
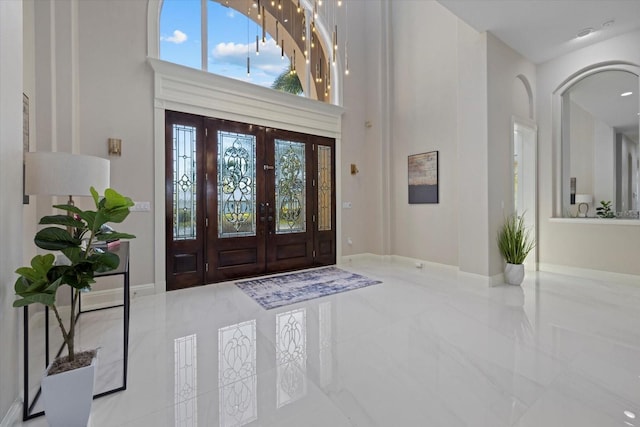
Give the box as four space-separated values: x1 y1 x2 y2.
408 151 438 204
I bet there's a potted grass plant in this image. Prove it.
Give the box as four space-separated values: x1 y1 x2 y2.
14 187 135 427
497 213 535 285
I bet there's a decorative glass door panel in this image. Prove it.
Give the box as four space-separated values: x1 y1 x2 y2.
218 131 257 238
317 145 332 232
275 139 306 234
173 124 198 240
314 140 336 265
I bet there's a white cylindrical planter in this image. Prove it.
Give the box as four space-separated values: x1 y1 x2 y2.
504 263 525 286
41 355 97 427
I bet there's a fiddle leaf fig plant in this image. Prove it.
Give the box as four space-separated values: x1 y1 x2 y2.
14 187 135 365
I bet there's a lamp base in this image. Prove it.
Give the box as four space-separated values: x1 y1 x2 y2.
577 202 589 218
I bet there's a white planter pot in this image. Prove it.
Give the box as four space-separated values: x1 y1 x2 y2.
41 355 97 427
504 263 525 286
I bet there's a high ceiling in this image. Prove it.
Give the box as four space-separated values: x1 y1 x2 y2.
437 0 640 64
437 0 640 141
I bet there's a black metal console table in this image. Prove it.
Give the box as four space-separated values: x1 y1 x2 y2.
22 242 130 421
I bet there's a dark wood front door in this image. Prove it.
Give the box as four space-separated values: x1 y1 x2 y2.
166 112 335 290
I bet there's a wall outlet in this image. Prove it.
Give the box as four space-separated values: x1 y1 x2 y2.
342 201 352 209
131 201 151 212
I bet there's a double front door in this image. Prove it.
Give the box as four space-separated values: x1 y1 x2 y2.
166 111 336 290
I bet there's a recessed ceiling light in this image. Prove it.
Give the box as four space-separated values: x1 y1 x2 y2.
602 19 615 28
625 410 637 419
577 27 595 38
621 92 633 97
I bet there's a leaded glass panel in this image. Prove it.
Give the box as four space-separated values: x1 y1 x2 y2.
218 131 256 238
275 140 306 234
317 145 332 231
173 124 198 241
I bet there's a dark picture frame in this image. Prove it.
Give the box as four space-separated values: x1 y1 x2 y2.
23 93 29 205
408 151 438 204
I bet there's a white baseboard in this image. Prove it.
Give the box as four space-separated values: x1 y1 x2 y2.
457 270 506 287
387 254 459 272
80 283 156 311
490 273 505 287
539 263 640 286
339 253 381 264
0 399 22 427
341 253 503 286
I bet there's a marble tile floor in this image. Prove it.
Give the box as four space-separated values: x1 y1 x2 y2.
17 258 640 427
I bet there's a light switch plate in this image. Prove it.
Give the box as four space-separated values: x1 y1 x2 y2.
131 201 151 212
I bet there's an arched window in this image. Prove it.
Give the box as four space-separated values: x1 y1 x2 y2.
159 0 343 104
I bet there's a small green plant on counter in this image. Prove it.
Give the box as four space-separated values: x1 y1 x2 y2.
596 200 616 218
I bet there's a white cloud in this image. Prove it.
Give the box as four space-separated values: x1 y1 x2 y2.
161 30 188 44
211 39 289 80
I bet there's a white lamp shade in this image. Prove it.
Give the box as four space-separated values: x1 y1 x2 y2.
25 152 110 197
575 194 593 204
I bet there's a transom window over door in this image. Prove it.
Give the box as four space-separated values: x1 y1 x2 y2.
158 0 343 103
165 111 336 290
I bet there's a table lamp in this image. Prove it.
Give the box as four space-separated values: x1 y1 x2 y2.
25 152 110 206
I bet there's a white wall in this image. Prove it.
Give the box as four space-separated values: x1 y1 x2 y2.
389 1 460 266
340 0 385 257
486 33 536 276
0 0 23 419
30 0 156 288
77 0 155 285
537 29 640 275
385 3 536 277
457 20 489 275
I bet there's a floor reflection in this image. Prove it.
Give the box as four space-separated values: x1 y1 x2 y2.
319 301 333 387
174 334 198 427
218 320 257 427
276 308 307 408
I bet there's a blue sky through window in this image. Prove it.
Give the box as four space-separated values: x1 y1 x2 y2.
160 0 291 88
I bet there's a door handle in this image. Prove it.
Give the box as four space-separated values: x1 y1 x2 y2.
259 203 266 222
